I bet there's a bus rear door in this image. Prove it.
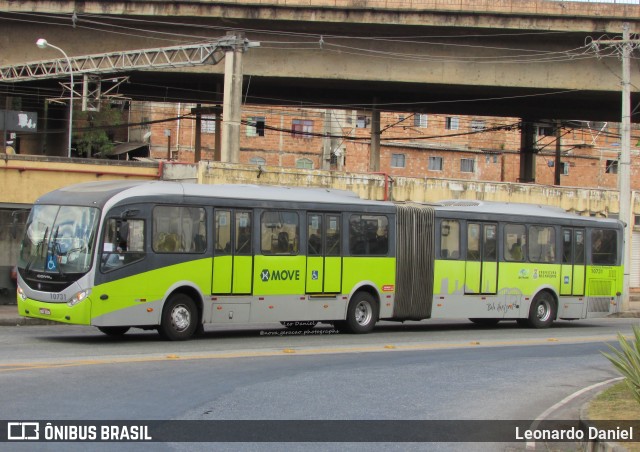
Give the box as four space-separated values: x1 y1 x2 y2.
560 228 585 296
465 223 498 294
306 213 342 293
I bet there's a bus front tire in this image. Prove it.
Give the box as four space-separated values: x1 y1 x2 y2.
97 326 130 337
159 294 199 341
526 292 556 329
336 292 378 334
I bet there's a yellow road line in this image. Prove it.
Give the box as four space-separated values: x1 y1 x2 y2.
0 333 628 374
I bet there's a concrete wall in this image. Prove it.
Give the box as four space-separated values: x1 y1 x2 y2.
0 155 159 204
196 160 640 217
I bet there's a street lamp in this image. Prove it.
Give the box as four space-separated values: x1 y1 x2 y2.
36 38 73 158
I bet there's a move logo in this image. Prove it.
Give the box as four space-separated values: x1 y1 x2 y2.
260 269 300 282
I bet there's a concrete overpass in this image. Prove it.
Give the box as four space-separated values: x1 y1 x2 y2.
0 0 638 123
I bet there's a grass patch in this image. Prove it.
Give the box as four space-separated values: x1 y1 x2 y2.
588 382 640 451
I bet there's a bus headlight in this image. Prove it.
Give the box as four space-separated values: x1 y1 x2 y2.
17 286 27 301
68 289 91 307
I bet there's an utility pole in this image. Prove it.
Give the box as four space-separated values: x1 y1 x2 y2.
592 23 640 313
554 120 562 186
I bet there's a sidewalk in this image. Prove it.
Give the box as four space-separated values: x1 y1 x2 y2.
0 303 60 326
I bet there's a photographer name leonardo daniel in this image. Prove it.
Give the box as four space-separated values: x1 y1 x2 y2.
516 425 634 441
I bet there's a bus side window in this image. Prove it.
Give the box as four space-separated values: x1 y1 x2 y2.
101 218 145 271
326 215 341 256
153 206 206 253
440 219 460 259
235 211 252 255
529 225 555 263
349 214 388 256
261 211 299 255
591 229 617 265
215 210 232 254
504 224 526 262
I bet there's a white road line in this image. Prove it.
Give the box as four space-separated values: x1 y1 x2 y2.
526 376 624 450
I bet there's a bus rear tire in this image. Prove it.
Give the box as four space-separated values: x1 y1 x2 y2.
337 291 378 334
159 293 199 341
97 326 130 337
526 292 556 329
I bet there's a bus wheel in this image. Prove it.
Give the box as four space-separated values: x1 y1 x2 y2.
281 321 318 331
468 318 500 327
159 294 198 341
97 326 130 337
527 292 556 329
338 292 378 334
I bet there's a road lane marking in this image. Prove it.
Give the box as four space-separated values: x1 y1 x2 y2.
0 333 630 374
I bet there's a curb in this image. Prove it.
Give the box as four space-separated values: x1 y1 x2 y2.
578 389 629 452
0 317 61 327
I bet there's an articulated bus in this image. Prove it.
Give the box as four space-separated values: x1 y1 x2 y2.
16 180 624 340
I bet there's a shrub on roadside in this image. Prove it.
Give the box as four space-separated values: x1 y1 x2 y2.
602 326 640 405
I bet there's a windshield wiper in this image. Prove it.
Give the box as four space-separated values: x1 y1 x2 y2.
25 226 48 274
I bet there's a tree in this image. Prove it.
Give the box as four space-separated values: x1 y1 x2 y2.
73 102 123 158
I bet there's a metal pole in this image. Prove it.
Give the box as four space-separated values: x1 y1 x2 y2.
619 23 631 312
37 39 73 158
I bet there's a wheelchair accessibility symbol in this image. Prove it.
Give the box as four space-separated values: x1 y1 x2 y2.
46 255 57 271
311 270 318 280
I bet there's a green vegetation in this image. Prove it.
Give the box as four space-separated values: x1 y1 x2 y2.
588 382 640 452
602 326 640 405
74 102 123 158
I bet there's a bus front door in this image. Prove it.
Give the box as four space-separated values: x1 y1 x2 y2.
306 213 342 294
560 228 585 296
465 223 498 295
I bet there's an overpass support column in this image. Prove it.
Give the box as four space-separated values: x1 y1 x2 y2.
221 32 245 163
519 120 537 183
369 107 381 172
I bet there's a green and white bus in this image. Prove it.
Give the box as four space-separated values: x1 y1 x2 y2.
16 180 624 340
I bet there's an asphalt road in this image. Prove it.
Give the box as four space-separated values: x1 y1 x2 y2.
0 318 638 451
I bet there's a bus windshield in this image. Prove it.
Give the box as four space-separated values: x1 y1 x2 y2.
18 205 100 277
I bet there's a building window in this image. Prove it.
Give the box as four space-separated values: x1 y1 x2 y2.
537 125 555 137
356 115 369 128
246 117 265 137
292 119 313 139
414 114 428 128
562 162 569 175
460 158 475 173
202 115 216 134
391 153 406 168
470 120 486 131
428 156 443 171
249 157 266 166
446 117 459 130
296 158 313 169
606 160 618 174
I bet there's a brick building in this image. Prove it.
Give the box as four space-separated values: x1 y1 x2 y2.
137 102 640 190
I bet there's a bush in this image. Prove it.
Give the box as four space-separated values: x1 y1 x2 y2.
602 326 640 405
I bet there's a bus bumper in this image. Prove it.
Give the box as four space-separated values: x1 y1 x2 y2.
17 296 92 325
